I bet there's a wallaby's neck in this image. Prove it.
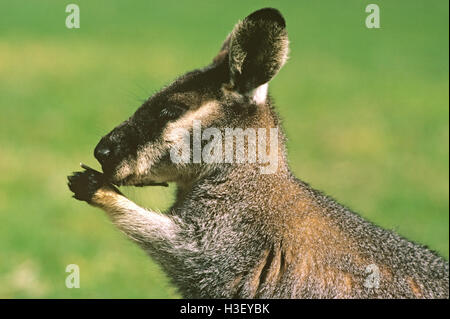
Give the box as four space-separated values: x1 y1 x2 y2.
174 153 294 206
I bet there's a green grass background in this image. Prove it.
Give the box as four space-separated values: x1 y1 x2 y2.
0 0 448 298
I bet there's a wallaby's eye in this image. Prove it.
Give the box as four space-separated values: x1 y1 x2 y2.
160 104 187 120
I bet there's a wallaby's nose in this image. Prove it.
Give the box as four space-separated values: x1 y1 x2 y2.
94 144 112 164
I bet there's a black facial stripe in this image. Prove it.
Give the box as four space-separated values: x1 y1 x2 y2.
130 64 228 143
159 104 189 120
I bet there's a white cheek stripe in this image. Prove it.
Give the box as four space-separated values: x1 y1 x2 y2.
251 83 268 104
165 101 220 142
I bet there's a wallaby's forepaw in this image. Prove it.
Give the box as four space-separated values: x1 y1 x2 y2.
67 168 109 203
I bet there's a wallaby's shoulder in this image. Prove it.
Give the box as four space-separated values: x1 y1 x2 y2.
275 178 450 298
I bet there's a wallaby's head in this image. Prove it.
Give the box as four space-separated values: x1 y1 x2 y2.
94 8 289 186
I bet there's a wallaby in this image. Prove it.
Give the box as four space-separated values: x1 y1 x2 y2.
68 8 449 298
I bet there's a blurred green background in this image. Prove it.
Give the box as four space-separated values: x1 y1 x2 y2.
0 0 448 298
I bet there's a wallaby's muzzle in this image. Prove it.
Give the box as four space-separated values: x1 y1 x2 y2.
94 138 114 173
93 121 140 180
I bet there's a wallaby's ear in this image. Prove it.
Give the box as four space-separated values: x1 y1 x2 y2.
226 8 289 95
